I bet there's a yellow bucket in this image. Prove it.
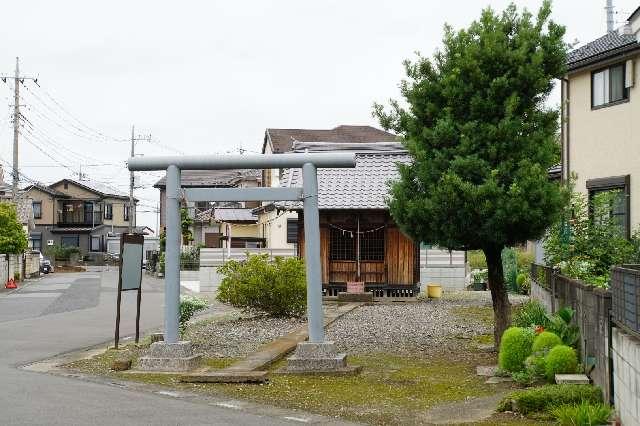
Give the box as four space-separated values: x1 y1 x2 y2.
427 283 443 299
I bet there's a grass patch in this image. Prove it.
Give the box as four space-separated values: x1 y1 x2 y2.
206 353 491 424
472 334 494 345
451 306 494 326
203 357 237 369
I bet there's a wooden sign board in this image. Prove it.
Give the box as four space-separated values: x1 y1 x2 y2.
347 281 365 294
114 233 144 349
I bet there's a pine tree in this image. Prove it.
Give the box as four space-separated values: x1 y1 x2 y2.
374 1 567 346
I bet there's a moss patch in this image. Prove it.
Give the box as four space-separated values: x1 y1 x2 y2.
451 306 494 326
472 334 494 345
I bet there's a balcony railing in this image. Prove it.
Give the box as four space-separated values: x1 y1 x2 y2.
57 210 103 226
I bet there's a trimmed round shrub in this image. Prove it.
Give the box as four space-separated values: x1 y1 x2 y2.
499 327 534 373
545 345 578 381
532 331 562 354
525 354 546 377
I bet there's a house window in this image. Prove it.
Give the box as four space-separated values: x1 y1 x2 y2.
90 236 101 252
123 205 130 222
587 175 630 238
30 235 42 252
330 227 356 261
592 63 628 108
32 201 42 219
286 219 298 244
61 235 80 247
104 204 113 220
360 227 385 261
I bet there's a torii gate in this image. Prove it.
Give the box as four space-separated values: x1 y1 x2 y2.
128 153 355 371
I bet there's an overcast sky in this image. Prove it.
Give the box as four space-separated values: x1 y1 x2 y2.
0 0 637 229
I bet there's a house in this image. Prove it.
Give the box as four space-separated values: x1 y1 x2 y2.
560 8 640 237
277 141 421 296
24 179 136 255
258 125 398 250
154 169 261 247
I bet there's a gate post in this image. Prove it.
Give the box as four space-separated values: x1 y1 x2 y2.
302 163 324 343
164 164 181 344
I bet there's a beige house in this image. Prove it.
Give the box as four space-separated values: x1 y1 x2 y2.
154 169 262 248
257 125 398 250
561 8 640 237
24 179 135 255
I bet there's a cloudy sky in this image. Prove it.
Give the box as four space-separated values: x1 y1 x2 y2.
0 0 637 229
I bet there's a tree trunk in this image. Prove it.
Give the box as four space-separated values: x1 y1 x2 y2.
484 246 511 350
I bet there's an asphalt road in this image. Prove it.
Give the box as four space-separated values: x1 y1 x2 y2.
0 269 349 426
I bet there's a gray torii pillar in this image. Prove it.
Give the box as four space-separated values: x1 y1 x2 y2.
129 153 355 372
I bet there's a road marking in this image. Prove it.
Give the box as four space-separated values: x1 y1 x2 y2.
215 402 241 409
24 284 70 291
156 390 183 398
8 292 62 298
283 416 311 423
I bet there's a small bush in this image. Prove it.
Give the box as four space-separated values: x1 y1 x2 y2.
546 307 580 347
498 327 534 373
532 331 562 354
551 402 613 426
179 295 208 335
545 345 578 381
217 254 306 317
516 273 530 294
468 250 486 269
516 249 535 274
46 244 81 261
13 271 20 281
497 384 603 415
513 300 549 329
512 370 535 386
525 354 546 377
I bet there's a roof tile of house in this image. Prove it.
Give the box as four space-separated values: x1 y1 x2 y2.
567 31 638 71
278 142 409 210
265 125 398 153
213 208 257 222
154 169 260 188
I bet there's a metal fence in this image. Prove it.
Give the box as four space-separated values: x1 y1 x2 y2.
611 265 640 340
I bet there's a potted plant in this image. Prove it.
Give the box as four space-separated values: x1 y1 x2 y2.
472 269 488 291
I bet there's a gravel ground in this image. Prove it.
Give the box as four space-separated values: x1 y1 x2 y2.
326 291 528 355
182 292 528 358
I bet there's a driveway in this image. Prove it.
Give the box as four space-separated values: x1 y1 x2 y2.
0 269 348 425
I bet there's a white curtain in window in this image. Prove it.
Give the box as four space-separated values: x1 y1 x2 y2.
592 69 609 106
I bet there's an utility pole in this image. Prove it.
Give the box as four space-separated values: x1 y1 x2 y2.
129 126 152 233
0 58 37 199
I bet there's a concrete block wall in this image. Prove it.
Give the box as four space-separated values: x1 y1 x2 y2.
199 267 222 294
0 255 7 285
7 254 22 281
24 251 40 278
612 328 640 425
420 266 467 291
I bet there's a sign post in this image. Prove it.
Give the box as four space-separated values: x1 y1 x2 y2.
114 233 144 349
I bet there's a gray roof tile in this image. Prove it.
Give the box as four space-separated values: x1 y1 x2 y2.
154 169 260 188
265 125 398 153
567 32 638 70
279 150 410 210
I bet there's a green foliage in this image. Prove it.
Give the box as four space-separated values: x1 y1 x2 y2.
498 327 534 372
516 272 530 294
180 246 200 271
374 1 567 343
511 369 535 386
525 354 546 377
468 250 486 269
159 230 166 252
513 300 549 328
545 345 578 381
532 331 562 354
502 247 518 292
179 295 208 335
516 250 535 274
0 203 28 254
158 252 165 273
516 273 527 287
551 402 613 426
180 208 193 244
45 244 81 261
13 271 20 281
217 254 306 317
497 384 603 415
546 307 580 347
545 189 640 287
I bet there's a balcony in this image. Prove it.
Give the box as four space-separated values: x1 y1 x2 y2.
56 202 103 227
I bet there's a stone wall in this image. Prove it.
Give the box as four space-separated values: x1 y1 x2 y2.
611 328 640 426
24 251 40 278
